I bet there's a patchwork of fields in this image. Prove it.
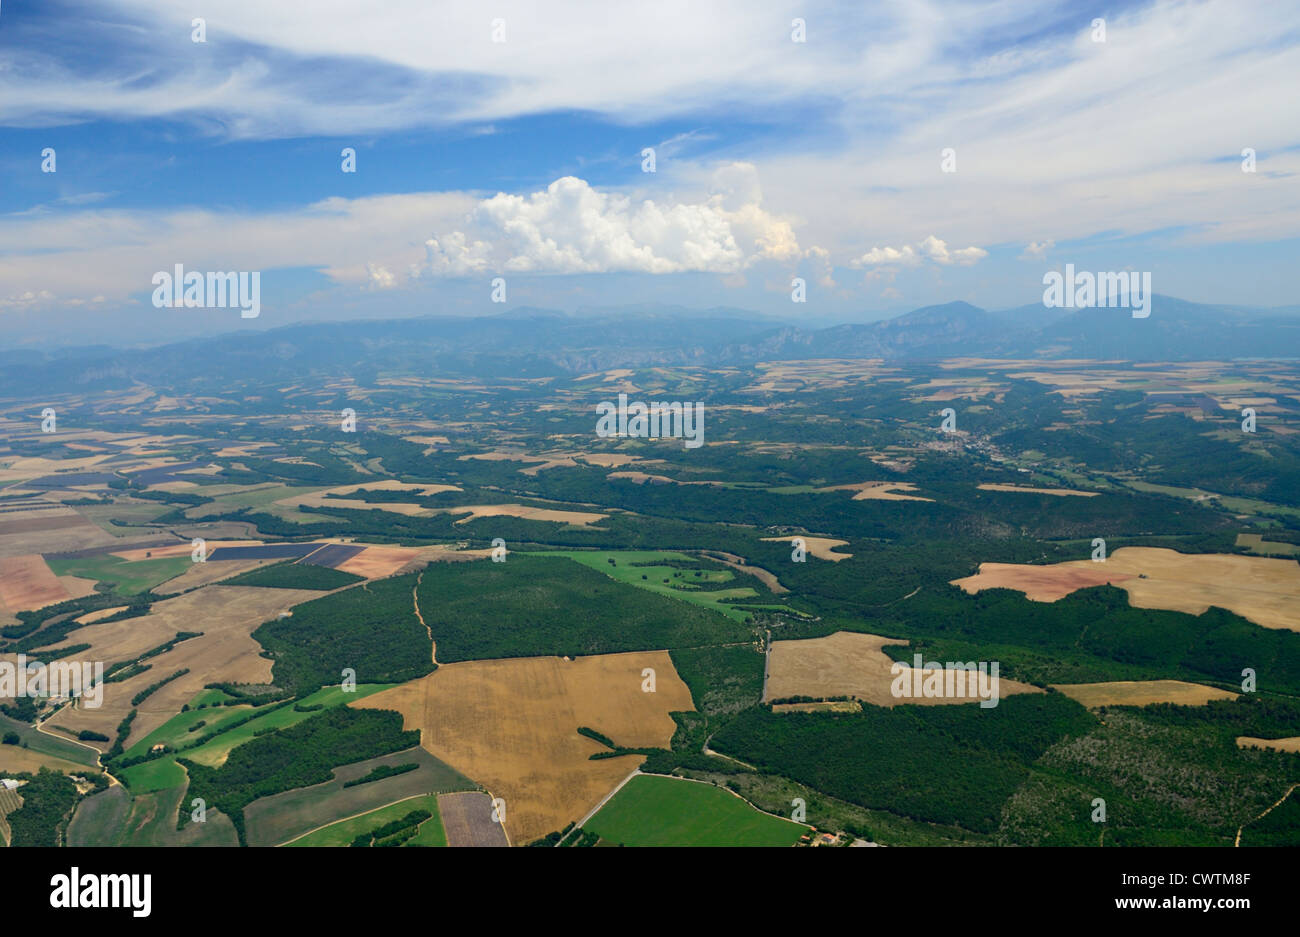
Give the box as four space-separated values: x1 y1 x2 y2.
2 358 1299 849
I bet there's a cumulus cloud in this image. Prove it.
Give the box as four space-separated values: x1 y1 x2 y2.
1019 240 1054 260
417 164 812 277
365 263 397 290
852 236 987 269
854 245 922 268
0 167 826 307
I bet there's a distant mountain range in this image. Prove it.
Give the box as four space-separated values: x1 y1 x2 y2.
3 296 1298 395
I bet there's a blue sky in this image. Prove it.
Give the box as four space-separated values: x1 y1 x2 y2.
1 0 1297 347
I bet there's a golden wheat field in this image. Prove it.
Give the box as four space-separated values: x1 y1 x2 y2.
1051 680 1237 708
764 631 1041 707
952 548 1300 631
761 535 853 561
352 650 693 845
34 586 320 748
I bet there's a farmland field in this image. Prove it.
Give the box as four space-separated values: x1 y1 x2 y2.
583 774 807 847
953 548 1300 631
3 349 1299 855
119 683 398 793
437 792 510 847
1051 680 1238 708
284 793 446 847
764 631 1042 707
353 650 694 844
46 553 193 595
245 746 474 846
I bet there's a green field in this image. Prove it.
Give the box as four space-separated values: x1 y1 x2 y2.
0 713 100 769
583 774 807 847
78 502 175 537
119 684 396 793
1236 533 1300 556
536 550 783 621
47 554 192 594
1125 481 1300 519
66 783 239 847
285 793 445 847
244 747 475 846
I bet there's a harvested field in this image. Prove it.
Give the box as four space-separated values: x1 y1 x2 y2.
820 481 933 502
37 585 321 748
214 443 277 457
274 481 460 518
326 479 459 498
0 554 73 611
607 471 724 487
0 745 89 776
951 562 1132 602
206 542 322 561
765 631 1041 707
977 483 1099 497
353 650 693 845
310 498 435 516
700 551 787 594
953 548 1300 631
772 700 862 713
336 545 423 579
577 453 641 468
761 536 852 561
47 537 183 561
57 575 99 601
153 556 284 594
111 540 259 562
457 451 548 464
438 791 510 847
402 435 450 446
74 605 128 624
1237 737 1300 753
414 544 495 564
435 504 608 527
1051 680 1237 708
0 511 110 560
609 471 673 484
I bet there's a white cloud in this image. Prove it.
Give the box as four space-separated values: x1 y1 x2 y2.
1020 240 1054 260
365 263 397 289
920 236 987 266
416 164 811 277
0 166 824 304
1 0 1298 313
854 245 921 268
852 236 986 269
0 289 56 309
0 191 476 306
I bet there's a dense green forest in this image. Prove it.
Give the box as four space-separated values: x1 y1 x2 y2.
252 574 433 695
414 554 753 661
